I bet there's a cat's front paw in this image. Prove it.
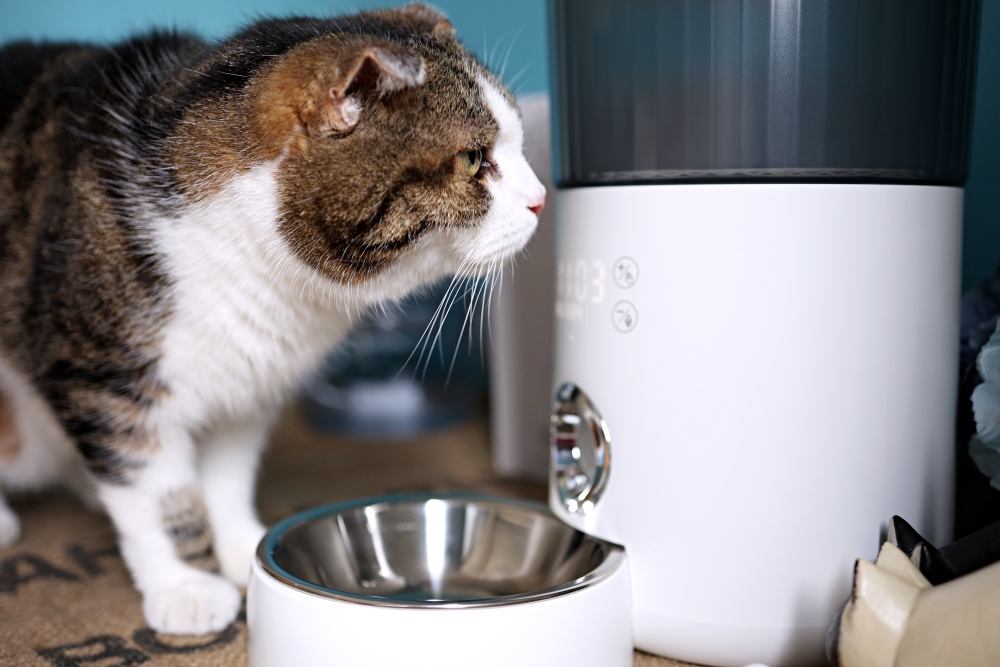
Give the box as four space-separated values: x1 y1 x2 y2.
0 504 21 549
217 523 267 587
143 572 241 634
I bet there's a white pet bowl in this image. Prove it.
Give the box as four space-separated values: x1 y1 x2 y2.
248 493 633 667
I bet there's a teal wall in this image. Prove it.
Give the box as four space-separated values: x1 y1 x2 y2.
0 0 549 95
1 0 998 290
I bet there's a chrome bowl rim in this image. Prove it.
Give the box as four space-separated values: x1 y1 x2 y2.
256 491 625 609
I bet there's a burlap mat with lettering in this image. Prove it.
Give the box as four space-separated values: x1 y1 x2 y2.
0 406 694 666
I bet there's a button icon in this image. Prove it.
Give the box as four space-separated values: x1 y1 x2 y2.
612 301 638 333
613 257 639 288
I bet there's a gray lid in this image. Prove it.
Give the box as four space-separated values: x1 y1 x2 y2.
550 0 981 187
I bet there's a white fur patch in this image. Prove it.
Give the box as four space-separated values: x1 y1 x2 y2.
151 162 354 430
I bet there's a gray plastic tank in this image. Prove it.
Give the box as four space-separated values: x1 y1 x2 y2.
550 0 980 186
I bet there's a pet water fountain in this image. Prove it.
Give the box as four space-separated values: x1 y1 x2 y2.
547 0 980 665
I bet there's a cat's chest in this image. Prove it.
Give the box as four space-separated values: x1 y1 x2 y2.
151 164 353 423
157 267 348 421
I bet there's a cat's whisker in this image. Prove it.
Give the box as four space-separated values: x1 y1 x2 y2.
486 262 501 347
498 27 523 83
487 262 502 346
477 261 497 367
440 236 496 384
505 62 534 95
423 256 474 342
445 274 483 389
401 252 473 379
467 273 483 356
422 278 462 380
432 268 478 373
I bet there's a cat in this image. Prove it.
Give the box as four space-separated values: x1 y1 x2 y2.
0 4 544 634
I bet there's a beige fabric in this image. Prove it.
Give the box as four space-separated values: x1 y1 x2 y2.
0 405 697 666
894 559 1000 667
873 543 931 591
839 560 922 667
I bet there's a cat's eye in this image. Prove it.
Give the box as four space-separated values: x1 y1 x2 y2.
457 149 483 177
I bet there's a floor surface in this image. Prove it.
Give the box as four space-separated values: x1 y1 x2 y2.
0 404 697 666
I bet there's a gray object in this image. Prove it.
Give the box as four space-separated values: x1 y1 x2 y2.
301 284 486 439
550 382 612 515
550 0 981 186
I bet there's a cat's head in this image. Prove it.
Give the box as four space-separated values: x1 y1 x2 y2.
177 4 544 297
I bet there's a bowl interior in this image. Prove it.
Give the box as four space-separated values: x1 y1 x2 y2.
264 496 618 604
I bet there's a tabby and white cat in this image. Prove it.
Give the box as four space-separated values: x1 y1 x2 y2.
0 5 544 634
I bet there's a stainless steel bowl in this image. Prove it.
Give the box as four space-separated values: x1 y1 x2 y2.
256 492 624 608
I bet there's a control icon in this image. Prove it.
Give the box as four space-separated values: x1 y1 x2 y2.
613 257 639 288
612 301 638 333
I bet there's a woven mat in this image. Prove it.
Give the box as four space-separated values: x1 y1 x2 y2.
0 404 695 666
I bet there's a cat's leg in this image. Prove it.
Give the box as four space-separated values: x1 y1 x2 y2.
0 361 84 547
0 390 22 548
97 424 241 634
198 412 275 587
0 491 20 549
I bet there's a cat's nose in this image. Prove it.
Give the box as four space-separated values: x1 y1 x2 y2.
528 194 545 217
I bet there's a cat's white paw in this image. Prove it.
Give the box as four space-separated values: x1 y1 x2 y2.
218 523 267 587
143 572 241 634
0 505 21 549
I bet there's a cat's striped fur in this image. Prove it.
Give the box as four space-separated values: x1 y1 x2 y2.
0 4 544 634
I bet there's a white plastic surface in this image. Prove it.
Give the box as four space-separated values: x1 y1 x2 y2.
247 552 633 667
551 184 962 666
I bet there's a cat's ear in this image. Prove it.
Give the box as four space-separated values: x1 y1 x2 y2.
323 44 426 133
252 39 425 150
395 4 456 37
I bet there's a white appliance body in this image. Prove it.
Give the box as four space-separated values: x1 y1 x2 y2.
550 183 962 667
247 554 633 667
